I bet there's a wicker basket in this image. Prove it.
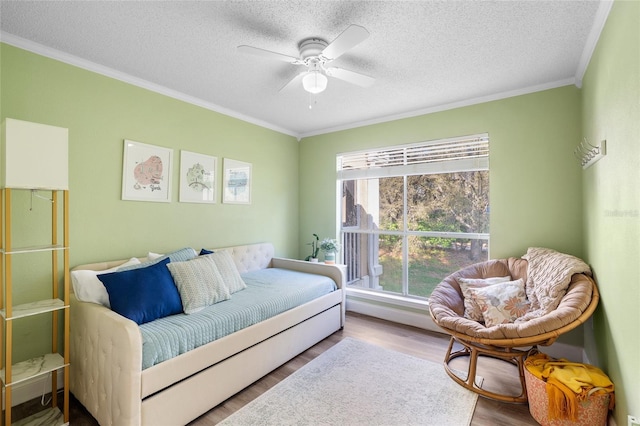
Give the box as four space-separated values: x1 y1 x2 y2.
524 368 611 426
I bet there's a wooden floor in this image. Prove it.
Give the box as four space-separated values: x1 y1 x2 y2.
20 312 539 425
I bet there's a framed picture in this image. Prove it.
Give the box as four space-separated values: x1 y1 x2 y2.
179 150 217 203
223 158 252 204
122 140 173 202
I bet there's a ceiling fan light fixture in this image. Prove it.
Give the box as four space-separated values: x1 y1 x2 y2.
302 71 328 94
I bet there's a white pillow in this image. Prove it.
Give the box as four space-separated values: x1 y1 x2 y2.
167 256 231 314
147 252 164 260
458 276 512 321
469 279 529 327
71 257 141 307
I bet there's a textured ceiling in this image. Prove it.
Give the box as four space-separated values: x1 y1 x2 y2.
0 1 609 138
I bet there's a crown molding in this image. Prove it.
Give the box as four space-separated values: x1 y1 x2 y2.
3 17 606 143
0 32 299 139
299 78 576 139
574 0 614 88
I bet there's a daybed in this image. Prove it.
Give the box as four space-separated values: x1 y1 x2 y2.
429 247 599 403
69 243 345 426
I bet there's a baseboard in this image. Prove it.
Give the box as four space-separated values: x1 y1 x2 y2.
1 370 64 410
346 296 585 361
346 296 440 333
539 341 584 362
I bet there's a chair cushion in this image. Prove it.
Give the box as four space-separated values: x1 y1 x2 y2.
429 257 594 340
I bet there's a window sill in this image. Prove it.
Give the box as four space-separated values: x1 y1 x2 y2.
345 288 441 332
346 287 430 310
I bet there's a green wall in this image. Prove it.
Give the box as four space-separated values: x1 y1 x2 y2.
1 44 299 264
299 86 585 352
299 86 584 262
581 0 640 423
3 6 637 420
1 43 299 361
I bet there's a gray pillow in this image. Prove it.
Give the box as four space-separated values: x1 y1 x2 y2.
203 251 247 294
167 255 231 314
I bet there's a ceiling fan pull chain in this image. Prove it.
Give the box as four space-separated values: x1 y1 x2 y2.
309 93 318 110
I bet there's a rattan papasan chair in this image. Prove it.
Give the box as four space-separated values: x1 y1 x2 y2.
429 247 599 403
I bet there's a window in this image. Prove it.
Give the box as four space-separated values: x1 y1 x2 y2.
338 134 489 300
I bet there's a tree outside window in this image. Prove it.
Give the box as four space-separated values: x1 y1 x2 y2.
339 135 489 300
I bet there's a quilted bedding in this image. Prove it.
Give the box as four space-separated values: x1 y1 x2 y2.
139 268 337 369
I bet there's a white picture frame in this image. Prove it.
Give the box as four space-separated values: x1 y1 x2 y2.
179 150 217 203
223 158 252 204
122 140 173 202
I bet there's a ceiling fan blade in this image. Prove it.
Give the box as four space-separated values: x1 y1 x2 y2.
326 67 375 88
279 72 307 92
321 24 370 61
237 45 301 64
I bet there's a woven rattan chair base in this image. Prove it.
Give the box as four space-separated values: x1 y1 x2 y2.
443 336 533 403
431 275 600 404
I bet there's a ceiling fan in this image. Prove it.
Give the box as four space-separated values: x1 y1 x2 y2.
238 24 375 95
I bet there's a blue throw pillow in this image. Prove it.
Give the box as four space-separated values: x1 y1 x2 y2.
199 248 214 255
99 258 183 325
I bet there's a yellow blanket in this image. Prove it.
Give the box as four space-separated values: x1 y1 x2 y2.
525 353 614 421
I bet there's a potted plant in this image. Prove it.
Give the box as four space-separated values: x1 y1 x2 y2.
305 233 320 262
320 238 340 264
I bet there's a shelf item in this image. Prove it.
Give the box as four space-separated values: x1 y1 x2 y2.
12 407 64 426
2 118 70 425
0 299 67 320
0 353 67 387
1 118 68 190
0 245 67 255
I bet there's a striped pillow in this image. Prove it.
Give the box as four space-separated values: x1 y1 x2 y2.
203 251 247 294
167 256 231 314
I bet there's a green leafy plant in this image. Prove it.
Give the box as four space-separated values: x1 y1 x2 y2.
305 233 320 261
320 238 340 253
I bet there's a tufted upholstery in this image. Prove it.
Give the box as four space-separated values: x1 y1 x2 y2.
70 293 143 425
70 242 345 426
215 243 275 274
71 243 276 279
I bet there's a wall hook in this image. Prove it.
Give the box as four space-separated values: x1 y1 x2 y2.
575 138 606 169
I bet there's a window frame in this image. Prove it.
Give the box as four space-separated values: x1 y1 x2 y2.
337 133 490 300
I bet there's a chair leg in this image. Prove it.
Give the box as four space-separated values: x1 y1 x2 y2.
442 336 529 403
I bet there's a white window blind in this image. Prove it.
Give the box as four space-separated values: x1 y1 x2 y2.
337 133 489 180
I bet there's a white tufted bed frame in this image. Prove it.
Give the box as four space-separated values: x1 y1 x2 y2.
69 243 346 426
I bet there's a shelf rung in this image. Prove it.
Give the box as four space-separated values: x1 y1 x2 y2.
0 299 67 320
0 244 68 254
12 407 65 426
0 353 67 386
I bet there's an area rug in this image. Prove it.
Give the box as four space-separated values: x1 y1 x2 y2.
218 337 480 426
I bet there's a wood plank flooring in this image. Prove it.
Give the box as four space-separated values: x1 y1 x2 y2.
18 312 539 425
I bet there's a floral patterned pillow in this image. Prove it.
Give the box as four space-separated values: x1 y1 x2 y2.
469 279 529 327
458 276 512 321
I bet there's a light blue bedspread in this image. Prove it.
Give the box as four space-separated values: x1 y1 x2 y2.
139 268 337 369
